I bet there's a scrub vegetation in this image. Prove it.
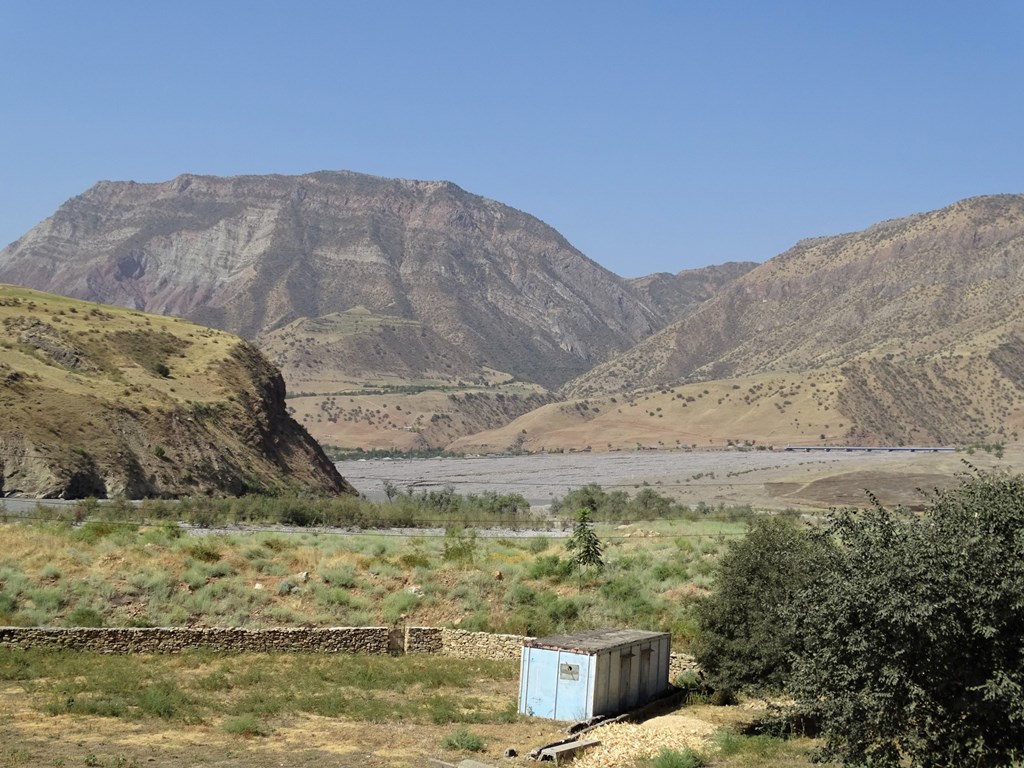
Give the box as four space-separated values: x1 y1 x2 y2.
694 469 1024 767
0 486 750 638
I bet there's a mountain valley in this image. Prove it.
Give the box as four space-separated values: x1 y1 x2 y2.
2 174 1023 464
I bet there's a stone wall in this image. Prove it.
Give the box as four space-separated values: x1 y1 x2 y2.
0 626 389 654
669 652 699 680
0 625 700 678
405 626 527 660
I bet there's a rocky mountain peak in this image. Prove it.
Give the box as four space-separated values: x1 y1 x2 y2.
0 171 670 389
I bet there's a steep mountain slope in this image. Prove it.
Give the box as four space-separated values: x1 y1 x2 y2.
628 261 757 321
256 307 503 393
0 172 663 390
0 285 354 498
571 195 1024 393
560 195 1024 445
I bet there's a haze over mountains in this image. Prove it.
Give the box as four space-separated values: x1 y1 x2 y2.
2 171 1023 454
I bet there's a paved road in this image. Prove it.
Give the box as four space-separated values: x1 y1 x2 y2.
1 497 80 515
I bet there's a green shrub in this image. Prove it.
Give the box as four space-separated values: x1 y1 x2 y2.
526 537 550 554
180 567 208 591
644 746 707 768
397 552 431 569
693 515 829 693
65 606 105 627
442 528 478 566
319 565 358 588
223 714 270 737
207 560 235 578
551 484 627 521
441 727 485 752
789 471 1024 767
139 681 192 719
382 591 419 623
526 554 574 582
25 586 64 613
72 521 119 543
504 582 537 607
38 563 62 581
0 591 16 620
183 538 221 563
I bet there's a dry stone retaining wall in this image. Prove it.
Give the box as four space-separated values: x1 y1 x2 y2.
0 625 699 678
404 626 526 660
0 627 389 654
669 652 699 680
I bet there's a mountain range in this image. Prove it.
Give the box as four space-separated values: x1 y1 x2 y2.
2 171 1022 457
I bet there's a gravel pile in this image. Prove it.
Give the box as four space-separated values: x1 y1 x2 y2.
571 714 718 768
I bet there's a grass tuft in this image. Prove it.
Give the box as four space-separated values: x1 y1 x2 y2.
643 746 708 768
441 727 485 752
223 714 271 737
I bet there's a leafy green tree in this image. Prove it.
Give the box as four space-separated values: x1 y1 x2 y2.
789 470 1024 767
566 508 604 590
693 515 829 694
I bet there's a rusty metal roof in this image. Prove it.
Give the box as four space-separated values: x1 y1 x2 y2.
523 627 668 654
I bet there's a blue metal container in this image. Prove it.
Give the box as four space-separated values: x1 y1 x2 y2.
518 628 671 721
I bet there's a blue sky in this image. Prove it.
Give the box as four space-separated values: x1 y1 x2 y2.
1 2 1022 277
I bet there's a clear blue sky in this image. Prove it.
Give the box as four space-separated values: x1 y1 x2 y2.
2 1 1022 277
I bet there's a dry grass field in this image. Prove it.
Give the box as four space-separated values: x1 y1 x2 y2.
0 651 828 768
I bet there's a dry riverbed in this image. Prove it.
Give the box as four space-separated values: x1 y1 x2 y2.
339 446 1019 510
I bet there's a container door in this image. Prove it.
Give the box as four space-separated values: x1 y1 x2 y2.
639 647 652 702
618 652 633 712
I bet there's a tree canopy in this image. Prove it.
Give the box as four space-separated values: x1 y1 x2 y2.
693 514 830 694
696 470 1024 767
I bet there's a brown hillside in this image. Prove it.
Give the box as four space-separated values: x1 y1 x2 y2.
0 171 665 390
628 261 758 321
0 285 353 498
256 306 519 397
562 195 1024 445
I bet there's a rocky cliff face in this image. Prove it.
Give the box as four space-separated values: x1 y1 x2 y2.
627 261 758 322
0 285 353 499
0 172 666 389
